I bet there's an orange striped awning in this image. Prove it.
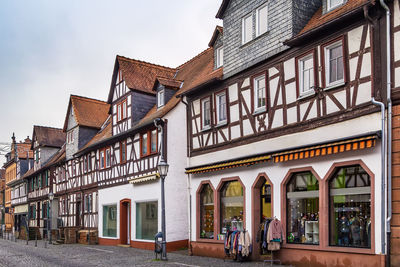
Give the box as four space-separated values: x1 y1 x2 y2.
185 155 271 174
272 135 377 163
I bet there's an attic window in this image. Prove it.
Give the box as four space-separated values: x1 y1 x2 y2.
327 0 344 11
242 13 253 44
256 3 268 37
216 47 223 68
157 89 165 108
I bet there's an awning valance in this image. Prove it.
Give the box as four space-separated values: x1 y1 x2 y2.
272 135 377 163
128 173 159 184
185 155 271 174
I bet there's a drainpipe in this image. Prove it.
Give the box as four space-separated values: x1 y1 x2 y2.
378 0 392 265
181 96 193 255
371 98 386 256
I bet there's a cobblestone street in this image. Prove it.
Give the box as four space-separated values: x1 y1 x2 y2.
0 239 286 267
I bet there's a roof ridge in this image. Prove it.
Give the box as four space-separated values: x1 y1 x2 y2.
177 47 213 69
117 55 176 71
34 125 63 131
70 94 108 105
156 76 184 82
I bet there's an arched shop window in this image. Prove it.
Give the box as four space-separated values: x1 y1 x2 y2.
329 165 371 248
261 180 272 220
286 172 319 245
220 180 244 234
199 184 214 239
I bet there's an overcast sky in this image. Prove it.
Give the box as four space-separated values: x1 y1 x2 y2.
0 0 222 166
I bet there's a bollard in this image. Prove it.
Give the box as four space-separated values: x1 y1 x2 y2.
35 231 37 247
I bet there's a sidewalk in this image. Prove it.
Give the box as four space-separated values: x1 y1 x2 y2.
0 238 288 267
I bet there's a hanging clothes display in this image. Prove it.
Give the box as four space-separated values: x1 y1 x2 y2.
224 230 252 261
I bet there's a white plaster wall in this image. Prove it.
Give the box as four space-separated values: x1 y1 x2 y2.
189 112 381 166
189 142 383 254
164 102 189 242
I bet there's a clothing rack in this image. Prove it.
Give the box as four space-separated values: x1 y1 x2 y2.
262 217 281 266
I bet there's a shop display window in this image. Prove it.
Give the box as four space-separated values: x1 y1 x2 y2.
261 180 272 220
329 165 371 248
220 180 244 234
200 184 214 239
286 172 319 244
103 205 117 237
136 201 158 240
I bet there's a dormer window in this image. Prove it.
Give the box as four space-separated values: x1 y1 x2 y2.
67 130 74 144
216 47 223 68
157 89 165 108
117 98 127 122
242 13 253 44
327 0 344 11
256 4 268 37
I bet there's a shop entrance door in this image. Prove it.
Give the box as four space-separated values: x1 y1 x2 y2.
120 199 131 245
252 175 273 258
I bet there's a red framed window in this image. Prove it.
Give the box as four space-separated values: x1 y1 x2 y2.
140 129 158 157
201 96 212 130
99 147 111 169
120 140 127 163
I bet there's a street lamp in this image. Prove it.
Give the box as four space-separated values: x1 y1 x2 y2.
48 192 54 244
154 118 169 261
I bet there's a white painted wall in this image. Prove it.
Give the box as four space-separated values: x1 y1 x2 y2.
189 113 381 166
189 142 383 253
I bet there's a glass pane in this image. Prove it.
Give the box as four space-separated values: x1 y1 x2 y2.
261 180 272 220
200 184 214 239
286 172 319 244
329 166 371 248
142 133 148 155
106 149 111 167
136 201 158 240
220 181 244 233
122 101 127 119
103 205 117 237
100 151 105 169
218 94 226 122
255 76 266 108
244 15 253 43
257 5 268 36
151 130 157 153
203 99 211 127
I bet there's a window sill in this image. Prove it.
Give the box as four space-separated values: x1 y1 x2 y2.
215 121 228 128
324 81 345 92
200 126 212 132
282 242 375 255
240 30 270 49
253 107 267 116
196 238 220 244
297 91 315 101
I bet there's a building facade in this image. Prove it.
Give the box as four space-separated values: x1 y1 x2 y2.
182 0 395 266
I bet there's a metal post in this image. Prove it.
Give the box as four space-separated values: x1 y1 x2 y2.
161 175 167 260
49 202 52 244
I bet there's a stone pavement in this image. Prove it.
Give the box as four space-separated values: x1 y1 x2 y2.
0 238 288 267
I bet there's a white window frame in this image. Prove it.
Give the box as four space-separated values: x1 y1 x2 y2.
216 46 223 68
324 40 344 88
256 3 268 37
327 0 344 11
253 75 266 112
201 97 212 130
105 148 111 168
157 89 165 108
242 13 253 44
215 91 227 125
298 54 315 95
67 131 74 144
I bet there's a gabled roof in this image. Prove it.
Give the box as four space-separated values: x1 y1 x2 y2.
21 145 65 180
152 76 183 91
16 142 33 159
216 0 230 19
107 56 177 103
77 116 112 154
31 126 65 150
287 0 371 45
63 95 110 132
77 46 223 156
208 26 223 47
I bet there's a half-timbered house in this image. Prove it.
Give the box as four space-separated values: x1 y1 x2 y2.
25 126 65 239
7 135 33 239
181 0 393 266
55 95 109 243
